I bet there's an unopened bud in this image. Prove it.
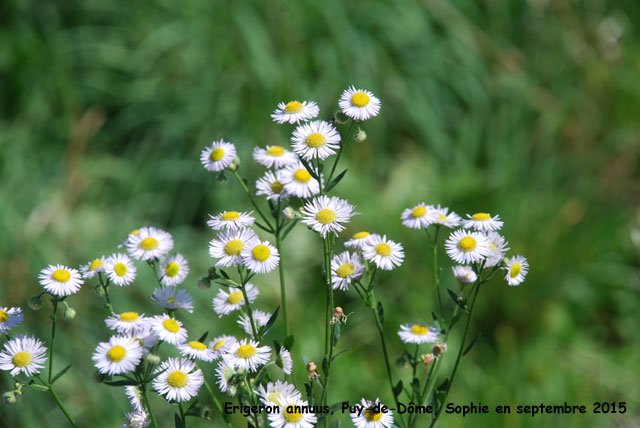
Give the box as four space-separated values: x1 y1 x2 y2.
217 172 228 183
63 306 76 320
198 278 211 291
27 295 43 311
145 353 161 365
2 391 17 405
282 207 296 220
335 111 349 125
94 284 106 297
354 128 367 143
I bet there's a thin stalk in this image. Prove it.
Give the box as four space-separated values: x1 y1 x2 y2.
326 120 355 186
179 403 187 428
430 226 444 321
428 281 482 428
48 297 58 384
231 169 274 231
141 384 160 428
276 232 289 340
411 344 419 383
202 377 233 428
240 274 259 340
36 375 78 428
322 237 333 356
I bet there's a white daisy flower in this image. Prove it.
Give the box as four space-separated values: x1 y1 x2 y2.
281 162 321 199
150 287 194 313
118 229 141 249
0 307 23 334
253 145 299 169
158 253 189 286
271 100 320 125
215 360 243 396
351 398 394 428
241 240 279 274
300 196 356 237
339 86 381 121
452 266 477 284
105 312 151 336
104 253 137 286
0 334 47 377
124 330 158 354
362 235 404 271
150 315 188 345
256 170 289 201
485 231 510 268
207 210 256 231
80 257 106 279
462 212 504 232
238 310 271 336
209 228 258 267
213 284 258 317
504 255 529 286
431 206 462 228
153 357 204 402
38 264 83 296
277 347 293 375
398 323 440 344
344 231 375 250
208 335 238 359
127 227 174 261
256 380 301 406
224 339 271 372
125 385 145 412
92 336 144 375
444 230 491 264
401 203 436 229
269 396 317 428
291 120 341 161
201 140 237 172
122 411 149 428
177 340 215 362
331 251 364 291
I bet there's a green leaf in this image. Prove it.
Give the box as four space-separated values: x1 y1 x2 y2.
393 380 404 398
220 270 230 280
331 349 347 362
282 219 299 240
325 169 348 192
254 221 272 233
197 331 209 343
258 306 279 337
174 413 184 428
463 332 481 356
284 335 295 350
322 356 329 376
50 364 72 384
27 383 49 392
377 301 384 325
298 157 319 180
333 323 341 346
104 379 138 387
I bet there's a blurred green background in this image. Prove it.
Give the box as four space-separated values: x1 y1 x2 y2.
1 0 639 426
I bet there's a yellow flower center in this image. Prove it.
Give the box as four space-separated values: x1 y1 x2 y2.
365 407 383 421
224 239 244 256
266 145 285 156
119 312 139 322
336 263 355 278
166 297 176 304
140 237 158 250
162 319 180 333
315 208 336 225
130 229 140 236
165 263 179 277
270 180 284 193
293 169 311 183
89 259 104 271
188 341 207 350
375 243 391 257
210 148 225 161
438 214 447 222
107 345 127 362
472 213 491 221
114 262 128 277
411 324 428 335
351 92 370 107
284 101 304 114
236 344 257 359
227 291 244 305
353 231 370 239
12 351 32 367
412 206 427 218
283 405 303 423
212 340 226 351
221 211 240 221
458 237 477 252
167 370 188 388
252 245 271 261
266 392 282 404
52 269 71 282
0 310 8 323
510 264 521 278
305 132 326 148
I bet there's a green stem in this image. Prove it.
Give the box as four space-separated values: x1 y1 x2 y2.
412 344 419 383
322 237 333 357
429 281 482 428
48 298 58 384
202 377 233 427
326 120 355 186
141 384 160 428
276 232 289 340
240 277 259 341
231 169 274 232
179 403 187 428
431 226 444 321
36 375 78 428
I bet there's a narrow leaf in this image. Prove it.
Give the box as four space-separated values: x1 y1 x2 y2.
51 364 72 384
104 379 138 387
259 306 280 336
392 380 404 398
174 413 184 428
325 169 348 192
197 331 209 343
284 335 295 350
462 332 481 356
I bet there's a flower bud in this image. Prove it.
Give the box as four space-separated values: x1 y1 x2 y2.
198 278 211 291
2 391 17 405
63 306 77 320
334 110 349 125
94 284 106 297
282 207 296 220
145 353 161 365
216 172 228 183
27 295 43 311
354 128 367 143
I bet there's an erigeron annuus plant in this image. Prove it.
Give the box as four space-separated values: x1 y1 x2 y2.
0 84 529 428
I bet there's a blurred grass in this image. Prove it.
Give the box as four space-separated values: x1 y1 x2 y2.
1 0 639 426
